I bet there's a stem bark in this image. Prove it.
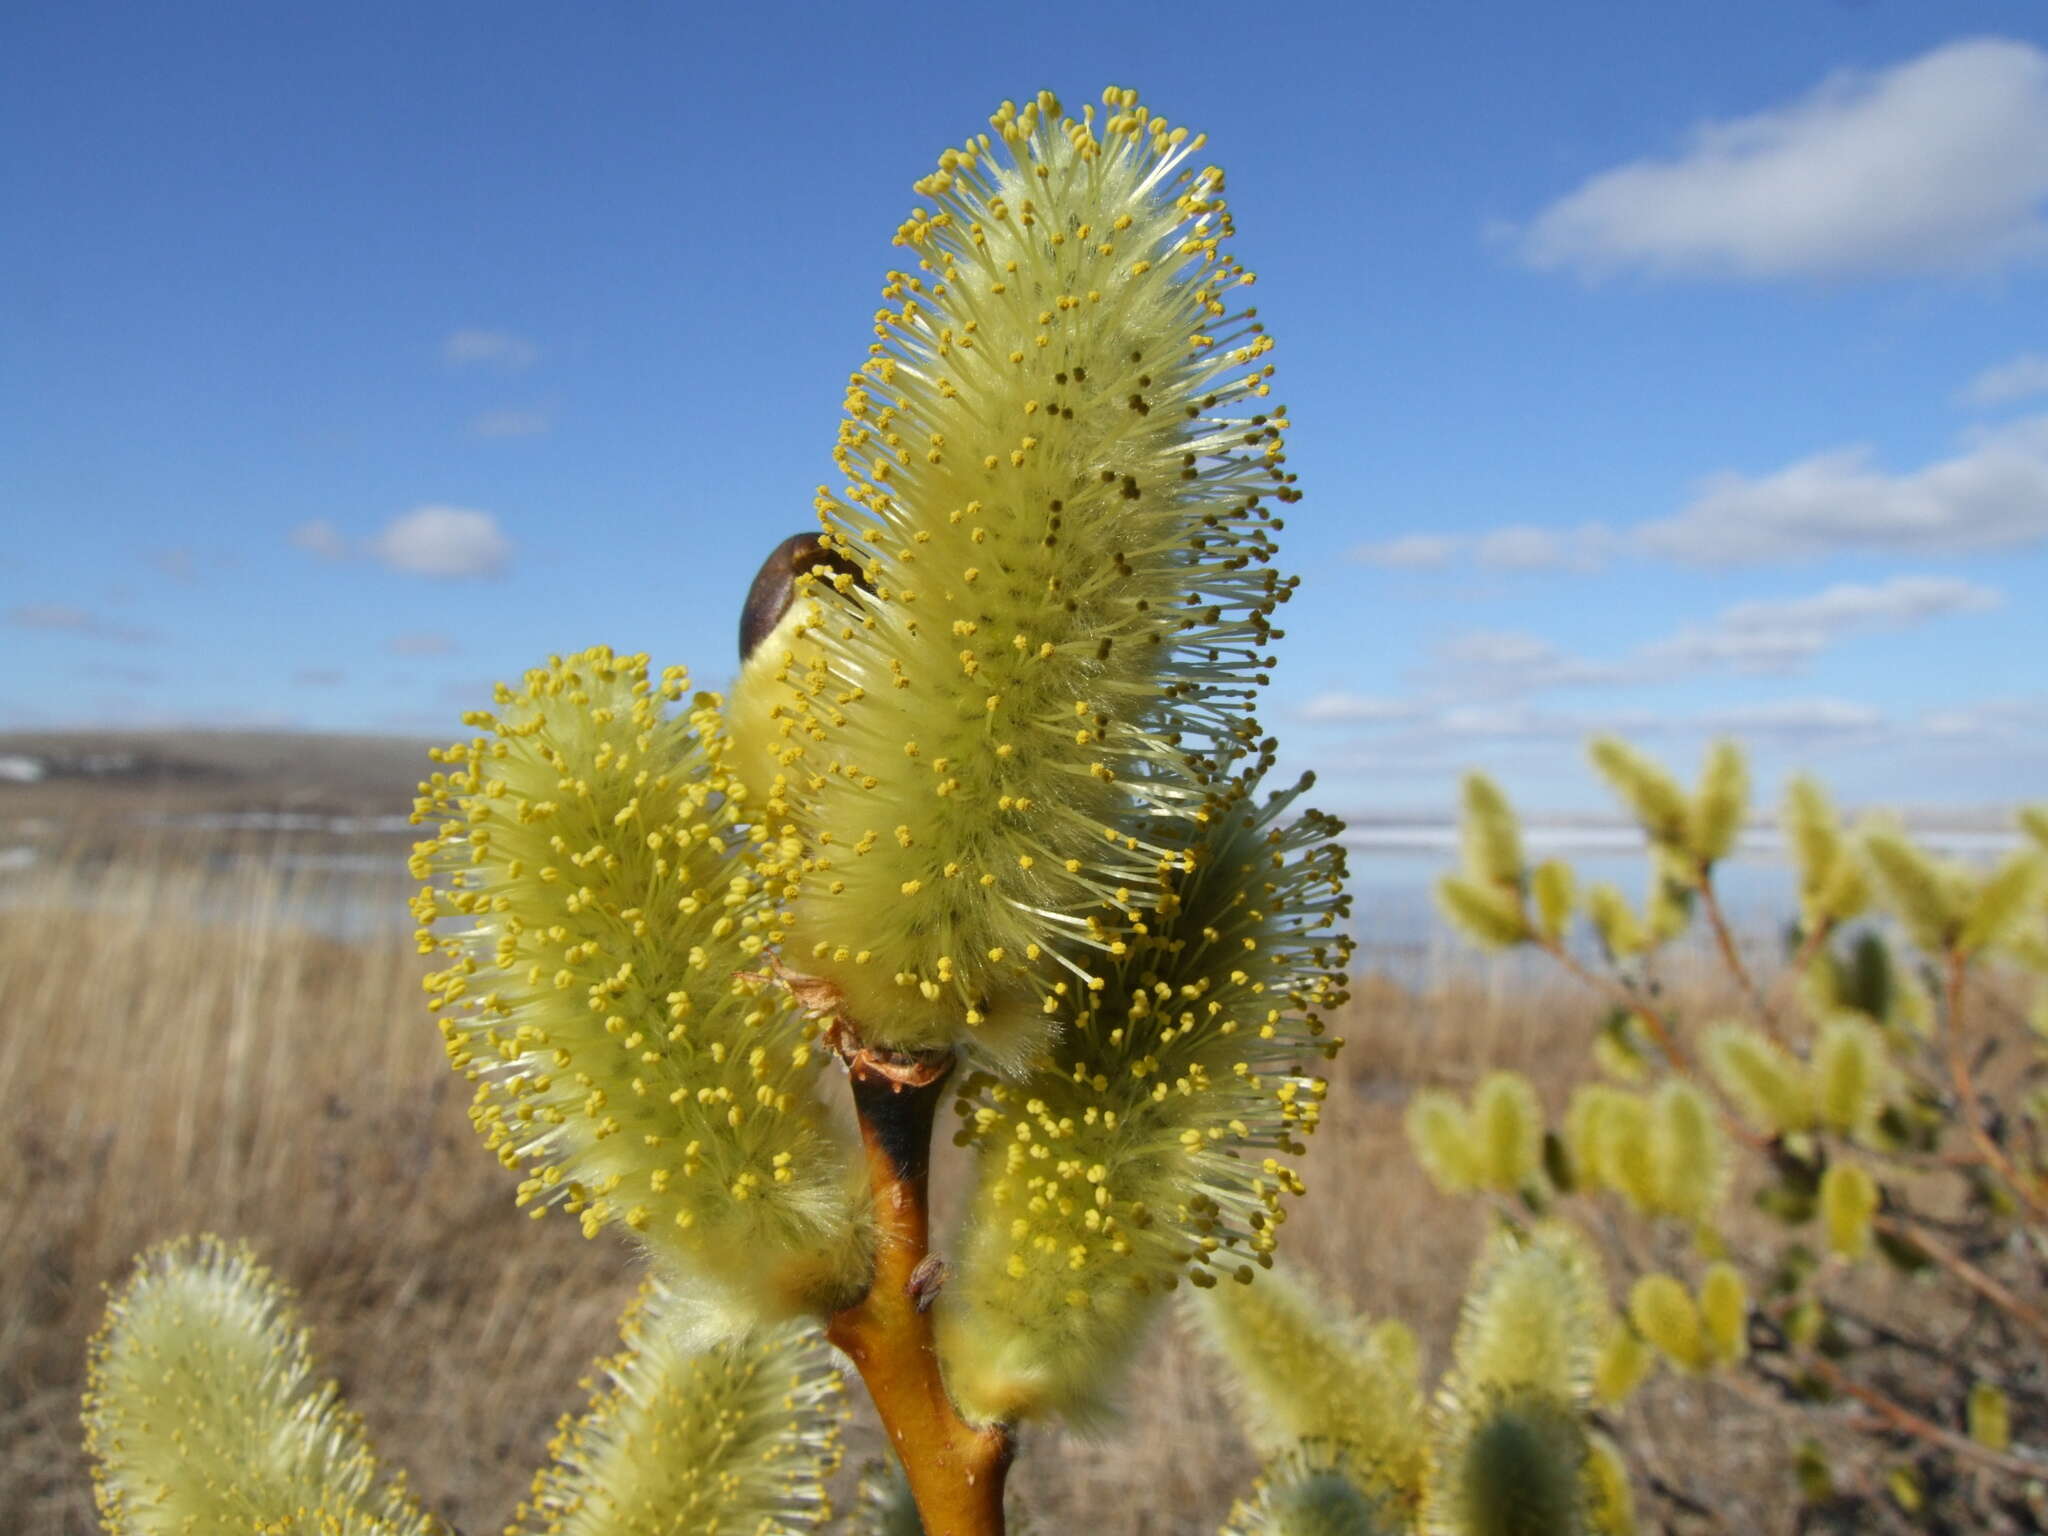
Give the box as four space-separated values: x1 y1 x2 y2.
827 1051 1012 1536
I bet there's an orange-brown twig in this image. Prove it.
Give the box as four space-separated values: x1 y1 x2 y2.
827 1046 1011 1536
1804 1354 2042 1481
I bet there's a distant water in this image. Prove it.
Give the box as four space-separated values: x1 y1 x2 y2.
1 817 2028 977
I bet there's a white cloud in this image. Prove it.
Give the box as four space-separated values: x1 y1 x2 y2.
290 519 351 561
1436 630 1633 693
370 505 511 578
1961 352 2048 406
1641 413 2048 563
1350 523 1614 573
1518 38 2048 280
1651 575 2002 673
1299 692 1423 724
1696 697 1886 737
6 603 156 645
470 408 552 439
1348 533 1457 569
293 668 346 688
444 328 539 370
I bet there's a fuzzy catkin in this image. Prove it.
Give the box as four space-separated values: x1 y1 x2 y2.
412 650 870 1331
758 87 1299 1058
939 773 1350 1425
1449 1226 1607 1406
84 1237 433 1536
1192 1261 1430 1502
512 1282 845 1536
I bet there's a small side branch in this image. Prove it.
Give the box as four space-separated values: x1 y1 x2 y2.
826 1045 1012 1536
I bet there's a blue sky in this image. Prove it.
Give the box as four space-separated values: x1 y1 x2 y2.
6 2 2047 816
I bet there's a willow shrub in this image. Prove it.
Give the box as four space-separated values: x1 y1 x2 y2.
1417 740 2048 1530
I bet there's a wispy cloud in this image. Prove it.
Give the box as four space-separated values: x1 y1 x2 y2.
370 505 512 578
148 548 197 584
6 603 158 645
443 328 539 370
469 407 552 438
1298 692 1426 724
388 631 460 657
1642 413 2048 563
290 519 351 561
1960 352 2048 407
1515 38 2048 280
1349 523 1613 573
292 668 346 687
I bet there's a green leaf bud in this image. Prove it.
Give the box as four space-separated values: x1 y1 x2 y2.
1590 1014 1648 1084
1689 739 1748 866
1472 1072 1544 1193
1697 1262 1748 1365
412 650 871 1329
1452 1225 1607 1405
941 776 1351 1425
1584 883 1646 961
1531 859 1576 944
1702 1021 1813 1135
1458 772 1526 891
1968 1381 2012 1453
1584 1431 1637 1536
1627 1273 1709 1373
1820 1161 1879 1261
1812 1015 1892 1139
1784 776 1868 927
1886 1463 1924 1514
1862 824 1967 953
1793 1439 1833 1505
83 1236 434 1536
1588 737 1690 852
1647 1078 1730 1224
1436 874 1532 950
1426 1386 1591 1536
512 1282 845 1536
772 89 1302 1057
1407 1090 1481 1196
1191 1262 1429 1501
1592 1324 1654 1407
1958 849 2048 956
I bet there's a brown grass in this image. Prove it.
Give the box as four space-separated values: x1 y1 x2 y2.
0 838 1891 1533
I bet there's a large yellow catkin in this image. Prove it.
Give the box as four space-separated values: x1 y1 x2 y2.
1450 1226 1607 1406
1471 1072 1544 1193
511 1282 845 1536
1588 737 1690 851
1627 1273 1709 1373
1812 1014 1891 1139
1584 883 1646 960
939 773 1350 1426
1958 850 2048 956
412 650 871 1331
1458 772 1525 890
1688 739 1749 866
1566 1084 1657 1214
84 1236 434 1536
1531 858 1576 944
1697 1263 1749 1365
1435 874 1532 950
1585 1430 1638 1536
1820 1161 1880 1260
1861 825 1966 954
1701 1021 1814 1135
1592 1324 1654 1407
1406 1090 1481 1195
1191 1262 1428 1504
1646 1077 1729 1225
1783 775 1869 927
764 87 1299 1057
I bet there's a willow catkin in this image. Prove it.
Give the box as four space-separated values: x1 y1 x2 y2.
755 87 1300 1060
412 650 870 1331
939 772 1350 1425
84 1236 433 1536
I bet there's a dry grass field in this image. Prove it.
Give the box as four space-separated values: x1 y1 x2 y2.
0 823 1913 1534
